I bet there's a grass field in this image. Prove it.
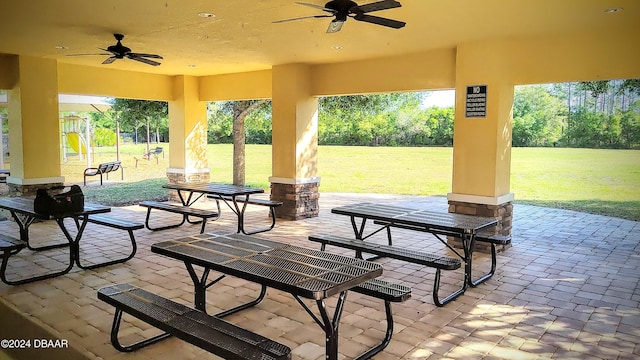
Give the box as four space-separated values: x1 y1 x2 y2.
57 143 640 221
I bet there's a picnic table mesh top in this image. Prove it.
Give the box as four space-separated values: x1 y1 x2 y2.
331 202 497 233
151 233 382 300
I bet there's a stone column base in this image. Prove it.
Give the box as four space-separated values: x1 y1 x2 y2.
447 200 513 254
166 168 210 202
7 182 64 197
270 179 320 220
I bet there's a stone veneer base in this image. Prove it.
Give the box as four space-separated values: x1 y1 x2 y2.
166 171 211 202
8 183 64 197
447 200 513 254
270 182 319 220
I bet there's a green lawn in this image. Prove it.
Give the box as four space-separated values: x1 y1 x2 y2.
70 144 640 221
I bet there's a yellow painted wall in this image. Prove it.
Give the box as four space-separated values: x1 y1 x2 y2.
169 76 208 170
57 63 174 101
507 31 640 85
452 41 513 198
199 70 272 101
9 56 61 179
196 49 456 102
311 48 457 96
449 31 640 200
271 64 318 179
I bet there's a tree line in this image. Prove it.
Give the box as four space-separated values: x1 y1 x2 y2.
54 78 639 150
208 79 639 149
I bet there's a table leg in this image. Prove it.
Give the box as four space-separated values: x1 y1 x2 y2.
0 218 76 285
464 233 479 287
177 190 209 225
349 216 388 261
218 195 248 233
55 216 90 268
9 212 68 251
294 291 347 360
226 195 248 233
184 262 266 315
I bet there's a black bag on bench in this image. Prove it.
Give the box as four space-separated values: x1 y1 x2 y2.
34 185 84 216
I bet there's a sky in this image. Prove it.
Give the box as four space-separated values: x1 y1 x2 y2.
422 90 455 108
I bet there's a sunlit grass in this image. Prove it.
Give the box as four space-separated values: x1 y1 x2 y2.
61 144 640 221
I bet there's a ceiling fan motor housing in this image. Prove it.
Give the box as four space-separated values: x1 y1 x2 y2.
325 0 358 21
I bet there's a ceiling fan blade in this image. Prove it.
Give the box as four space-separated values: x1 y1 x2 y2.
102 56 117 65
354 0 402 14
273 14 333 23
66 53 112 57
128 55 161 66
353 14 405 29
295 2 337 13
130 52 163 59
326 20 345 33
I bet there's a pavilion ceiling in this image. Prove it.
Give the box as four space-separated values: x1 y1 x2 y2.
0 0 637 76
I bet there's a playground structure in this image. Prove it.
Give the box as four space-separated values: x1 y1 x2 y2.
61 115 93 167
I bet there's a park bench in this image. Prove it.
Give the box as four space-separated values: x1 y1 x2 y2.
134 147 164 167
84 161 123 185
97 283 291 359
0 169 9 183
77 215 144 269
144 146 164 159
212 195 283 234
138 200 220 233
308 233 461 306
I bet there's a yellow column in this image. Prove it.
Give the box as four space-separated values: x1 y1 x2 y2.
448 41 514 236
270 64 320 219
167 75 209 184
6 56 63 192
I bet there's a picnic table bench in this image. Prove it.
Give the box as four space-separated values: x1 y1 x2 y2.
84 161 123 185
347 277 411 359
138 200 220 233
374 220 512 286
78 215 144 269
309 233 460 306
98 283 291 359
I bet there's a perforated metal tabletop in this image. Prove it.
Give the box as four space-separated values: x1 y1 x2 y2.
151 232 382 300
331 202 497 234
152 232 383 360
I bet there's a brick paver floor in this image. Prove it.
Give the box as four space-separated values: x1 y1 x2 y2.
1 193 638 359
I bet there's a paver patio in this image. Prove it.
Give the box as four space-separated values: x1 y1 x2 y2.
1 193 638 360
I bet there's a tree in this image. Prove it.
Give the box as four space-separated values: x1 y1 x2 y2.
318 92 424 146
512 85 564 146
110 98 168 155
207 100 269 186
232 100 268 186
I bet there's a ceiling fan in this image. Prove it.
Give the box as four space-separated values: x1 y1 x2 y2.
274 0 406 33
67 34 163 66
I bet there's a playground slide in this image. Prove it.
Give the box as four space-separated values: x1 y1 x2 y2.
67 132 86 154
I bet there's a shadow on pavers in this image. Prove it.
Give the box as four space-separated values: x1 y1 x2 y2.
0 300 88 360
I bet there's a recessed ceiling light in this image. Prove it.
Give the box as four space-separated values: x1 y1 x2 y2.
604 8 623 13
332 45 344 50
198 12 215 18
55 46 68 50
